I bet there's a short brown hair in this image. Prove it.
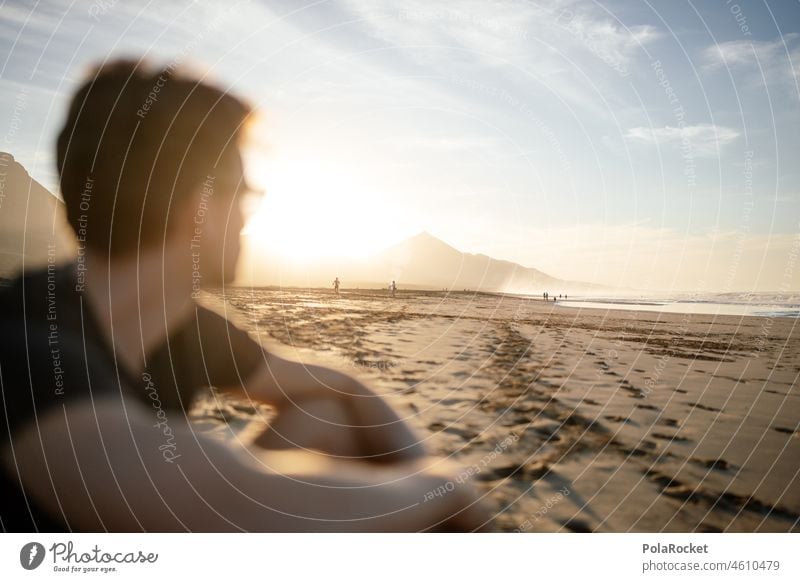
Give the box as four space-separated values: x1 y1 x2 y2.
57 59 251 255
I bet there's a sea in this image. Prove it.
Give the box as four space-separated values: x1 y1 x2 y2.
552 292 800 318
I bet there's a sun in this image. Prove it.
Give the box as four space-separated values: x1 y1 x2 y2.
240 155 408 262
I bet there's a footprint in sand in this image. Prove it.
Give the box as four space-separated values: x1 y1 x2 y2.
604 414 635 425
691 457 733 471
478 464 521 480
688 402 722 412
772 426 798 436
427 422 479 441
621 445 654 457
526 420 566 441
619 380 645 399
646 470 681 489
511 403 540 414
651 432 691 443
479 461 550 482
561 517 593 533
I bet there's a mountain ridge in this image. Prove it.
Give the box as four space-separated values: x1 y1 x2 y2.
0 152 75 277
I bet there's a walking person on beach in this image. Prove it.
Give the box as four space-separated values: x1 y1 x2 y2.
390 280 397 297
0 59 490 533
333 277 340 295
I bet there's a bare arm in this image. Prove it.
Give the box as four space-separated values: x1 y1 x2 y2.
1 395 488 531
223 349 427 462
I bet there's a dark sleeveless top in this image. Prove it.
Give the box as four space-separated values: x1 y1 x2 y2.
0 264 264 531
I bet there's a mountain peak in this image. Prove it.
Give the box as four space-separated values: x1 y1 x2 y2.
405 230 458 250
409 230 437 242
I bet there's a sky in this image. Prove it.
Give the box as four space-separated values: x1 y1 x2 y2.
1 0 798 292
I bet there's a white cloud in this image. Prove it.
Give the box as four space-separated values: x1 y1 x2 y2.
703 33 800 88
623 124 739 157
337 0 661 113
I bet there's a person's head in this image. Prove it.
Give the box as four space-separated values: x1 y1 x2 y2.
57 58 253 285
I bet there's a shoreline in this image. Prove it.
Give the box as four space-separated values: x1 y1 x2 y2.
220 286 800 319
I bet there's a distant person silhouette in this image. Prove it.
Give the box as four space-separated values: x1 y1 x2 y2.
333 277 340 295
0 59 489 533
390 280 397 297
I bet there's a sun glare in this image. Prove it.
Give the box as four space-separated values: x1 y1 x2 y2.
241 156 411 262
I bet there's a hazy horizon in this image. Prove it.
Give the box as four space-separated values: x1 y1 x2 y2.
1 149 798 296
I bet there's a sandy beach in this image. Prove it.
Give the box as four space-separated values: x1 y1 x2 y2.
193 288 800 532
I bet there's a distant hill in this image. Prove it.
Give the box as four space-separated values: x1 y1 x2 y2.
351 231 565 291
0 152 75 277
361 231 608 292
241 230 606 293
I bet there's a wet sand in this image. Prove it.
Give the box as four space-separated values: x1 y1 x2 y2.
194 288 800 532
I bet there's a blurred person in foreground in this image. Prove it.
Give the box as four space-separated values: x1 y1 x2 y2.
0 59 490 532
